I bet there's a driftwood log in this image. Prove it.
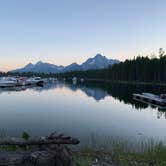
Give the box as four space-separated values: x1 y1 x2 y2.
0 132 80 166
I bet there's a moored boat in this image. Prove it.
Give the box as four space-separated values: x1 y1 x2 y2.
0 76 46 87
72 77 77 84
16 77 27 86
0 77 17 87
133 93 166 108
25 77 44 86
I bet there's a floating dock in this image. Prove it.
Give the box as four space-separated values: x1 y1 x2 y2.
133 93 166 109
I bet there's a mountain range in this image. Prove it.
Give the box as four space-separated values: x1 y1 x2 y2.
11 54 120 74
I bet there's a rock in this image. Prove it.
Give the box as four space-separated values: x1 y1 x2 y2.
0 132 79 166
0 146 73 166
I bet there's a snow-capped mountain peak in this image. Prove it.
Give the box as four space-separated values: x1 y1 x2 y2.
11 54 120 73
35 61 44 66
81 53 118 70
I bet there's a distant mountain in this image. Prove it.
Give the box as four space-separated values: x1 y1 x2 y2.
81 54 119 70
64 63 81 72
12 61 65 73
11 54 120 73
13 63 35 73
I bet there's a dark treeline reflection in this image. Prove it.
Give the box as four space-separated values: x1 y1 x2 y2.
1 81 166 114
65 81 166 112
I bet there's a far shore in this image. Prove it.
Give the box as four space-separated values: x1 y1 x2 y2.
82 78 166 87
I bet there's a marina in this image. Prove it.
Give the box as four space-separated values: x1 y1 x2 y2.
0 77 45 87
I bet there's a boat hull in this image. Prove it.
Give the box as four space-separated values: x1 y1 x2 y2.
25 80 44 86
0 82 17 87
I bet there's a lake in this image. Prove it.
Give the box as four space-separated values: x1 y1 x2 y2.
0 81 166 145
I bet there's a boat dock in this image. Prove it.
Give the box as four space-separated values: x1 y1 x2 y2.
133 93 166 109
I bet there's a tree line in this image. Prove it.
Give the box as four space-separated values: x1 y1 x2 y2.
5 48 166 83
56 48 166 83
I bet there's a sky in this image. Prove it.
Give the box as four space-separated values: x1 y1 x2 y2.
0 0 166 71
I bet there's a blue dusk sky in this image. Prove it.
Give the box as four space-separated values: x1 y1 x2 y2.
0 0 166 71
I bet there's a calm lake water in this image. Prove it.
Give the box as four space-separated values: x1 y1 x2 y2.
0 81 166 144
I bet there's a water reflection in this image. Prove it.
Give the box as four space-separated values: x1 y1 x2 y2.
1 81 166 119
66 83 108 101
0 81 166 142
63 81 166 119
66 81 166 111
0 81 165 106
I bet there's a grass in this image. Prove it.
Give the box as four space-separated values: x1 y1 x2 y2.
73 136 166 166
74 157 90 166
0 132 166 165
0 131 31 151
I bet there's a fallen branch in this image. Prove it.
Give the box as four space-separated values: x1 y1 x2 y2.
0 132 80 146
0 132 79 166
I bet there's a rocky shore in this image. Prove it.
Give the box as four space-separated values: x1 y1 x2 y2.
0 132 79 166
0 132 162 166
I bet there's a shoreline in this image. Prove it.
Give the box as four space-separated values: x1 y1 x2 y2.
83 79 166 87
73 140 166 166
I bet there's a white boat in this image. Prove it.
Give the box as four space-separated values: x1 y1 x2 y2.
72 77 77 84
0 77 17 87
133 93 166 108
16 77 27 86
25 77 44 85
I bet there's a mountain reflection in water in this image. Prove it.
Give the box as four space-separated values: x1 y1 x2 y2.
1 81 166 143
1 81 166 118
